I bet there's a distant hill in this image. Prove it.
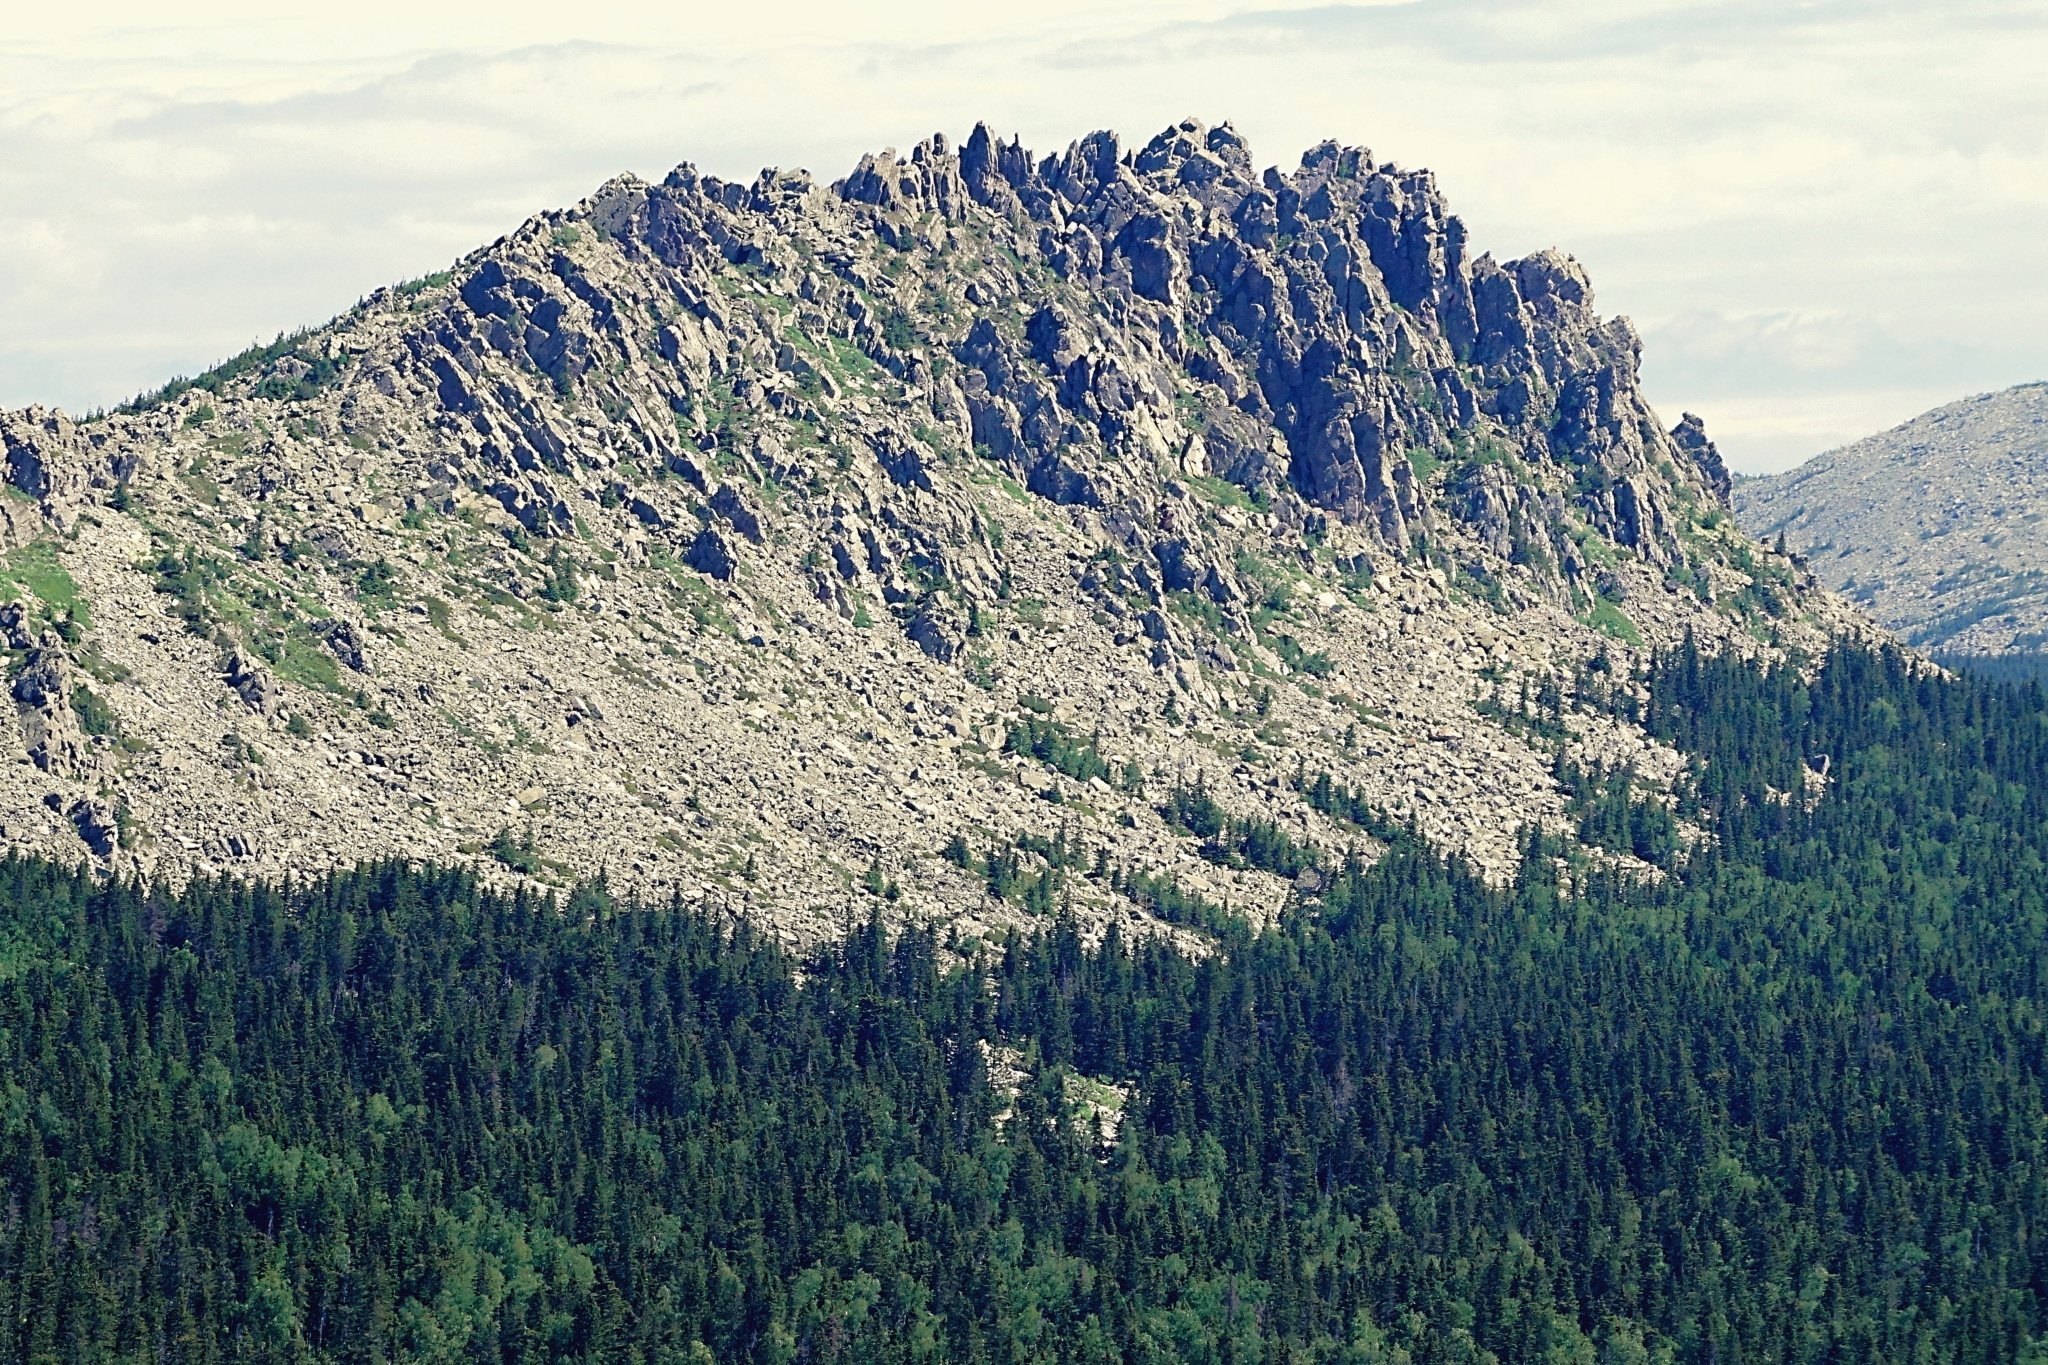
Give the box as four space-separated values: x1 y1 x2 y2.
1736 382 2048 660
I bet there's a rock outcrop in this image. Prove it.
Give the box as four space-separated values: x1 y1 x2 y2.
12 639 87 776
0 120 1855 941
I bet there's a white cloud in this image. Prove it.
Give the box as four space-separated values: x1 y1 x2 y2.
1642 309 1983 395
2 0 2044 473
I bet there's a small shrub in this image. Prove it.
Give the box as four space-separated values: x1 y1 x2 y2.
490 826 544 875
860 858 901 901
70 685 121 739
356 558 398 609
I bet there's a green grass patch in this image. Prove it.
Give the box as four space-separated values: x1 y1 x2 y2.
271 624 345 694
1582 600 1643 646
1167 590 1228 636
0 543 90 632
1266 632 1334 677
1184 475 1258 512
646 550 737 637
420 595 467 645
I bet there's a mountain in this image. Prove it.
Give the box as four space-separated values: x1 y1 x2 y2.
1736 382 2048 662
0 118 1852 934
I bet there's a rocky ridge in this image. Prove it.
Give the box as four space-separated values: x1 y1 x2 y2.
1736 382 2048 659
0 118 1856 941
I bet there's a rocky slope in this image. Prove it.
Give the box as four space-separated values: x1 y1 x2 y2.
0 118 1855 940
1736 382 2048 659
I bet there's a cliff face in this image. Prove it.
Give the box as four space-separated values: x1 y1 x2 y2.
0 121 1847 937
838 121 1718 568
348 119 1731 590
1737 383 2048 659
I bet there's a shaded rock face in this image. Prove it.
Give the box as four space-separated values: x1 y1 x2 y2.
1 409 85 506
314 619 370 673
225 649 284 718
69 798 120 856
1 408 142 527
1672 413 1732 506
686 527 738 581
0 604 32 651
11 642 84 776
907 594 967 662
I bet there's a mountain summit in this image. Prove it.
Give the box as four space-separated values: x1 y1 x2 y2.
0 119 1849 933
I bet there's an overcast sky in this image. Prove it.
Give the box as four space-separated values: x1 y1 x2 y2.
4 0 2043 473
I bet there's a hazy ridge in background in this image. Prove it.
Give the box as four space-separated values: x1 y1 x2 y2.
1737 381 2048 673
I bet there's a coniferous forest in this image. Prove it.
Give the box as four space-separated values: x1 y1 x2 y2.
6 642 2048 1363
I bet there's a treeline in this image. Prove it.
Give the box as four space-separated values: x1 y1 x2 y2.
3 641 2048 1360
